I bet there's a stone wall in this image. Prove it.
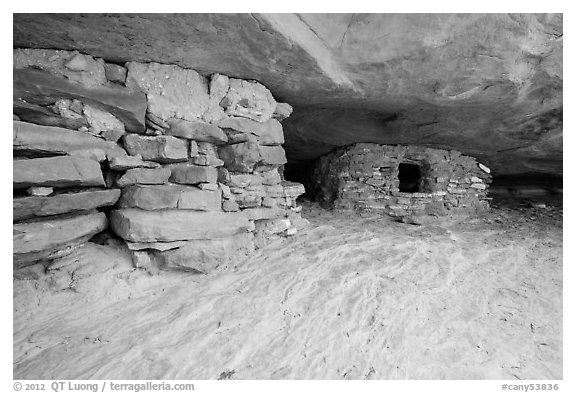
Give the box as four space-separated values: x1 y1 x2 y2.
13 49 305 274
309 143 491 216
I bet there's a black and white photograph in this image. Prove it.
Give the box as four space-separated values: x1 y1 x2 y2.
6 5 571 391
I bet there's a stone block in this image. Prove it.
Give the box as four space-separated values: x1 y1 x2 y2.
126 62 209 122
169 165 218 185
110 208 252 242
14 189 121 222
123 134 188 163
108 155 161 170
219 141 261 173
116 167 171 187
272 102 293 121
221 78 276 122
14 156 105 189
166 118 228 144
13 121 126 160
259 145 287 166
13 211 108 268
217 117 284 145
104 63 127 84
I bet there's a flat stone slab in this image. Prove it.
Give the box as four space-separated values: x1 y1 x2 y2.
217 117 284 145
13 121 126 159
166 118 228 144
13 156 105 189
118 184 221 211
123 134 188 163
116 167 172 187
13 188 120 222
13 211 108 268
169 165 218 185
110 208 252 242
108 155 161 170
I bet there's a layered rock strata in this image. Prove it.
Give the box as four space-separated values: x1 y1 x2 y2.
310 143 491 217
13 48 305 274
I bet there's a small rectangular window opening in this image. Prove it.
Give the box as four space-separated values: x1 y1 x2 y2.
398 163 421 193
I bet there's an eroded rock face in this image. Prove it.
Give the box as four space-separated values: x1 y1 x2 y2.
13 13 562 175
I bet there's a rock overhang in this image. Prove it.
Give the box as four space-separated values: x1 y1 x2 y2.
13 13 563 176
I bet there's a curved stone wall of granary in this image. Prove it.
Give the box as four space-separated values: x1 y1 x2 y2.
13 48 305 274
309 143 492 217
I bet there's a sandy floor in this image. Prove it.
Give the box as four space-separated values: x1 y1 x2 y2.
13 198 563 380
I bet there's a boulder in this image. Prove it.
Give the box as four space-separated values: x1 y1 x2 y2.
153 233 254 273
166 118 228 145
219 141 261 173
116 167 171 187
13 156 105 189
217 117 284 145
13 121 126 159
123 134 188 163
14 189 121 222
169 165 218 185
125 62 209 122
220 78 276 122
14 67 146 132
110 208 253 242
13 211 108 268
118 184 221 211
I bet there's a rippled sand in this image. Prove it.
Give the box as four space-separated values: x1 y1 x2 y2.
13 201 562 379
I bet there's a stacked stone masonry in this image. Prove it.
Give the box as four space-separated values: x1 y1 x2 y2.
13 48 305 274
310 143 492 217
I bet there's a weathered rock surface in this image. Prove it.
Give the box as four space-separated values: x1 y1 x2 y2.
13 121 126 159
13 13 563 175
110 209 252 242
118 184 221 211
166 118 228 144
153 233 254 273
123 134 188 163
13 211 108 268
14 156 105 189
14 67 146 133
115 167 171 188
125 62 209 122
14 189 121 222
169 165 218 185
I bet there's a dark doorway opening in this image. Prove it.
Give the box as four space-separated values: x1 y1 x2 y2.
398 163 422 193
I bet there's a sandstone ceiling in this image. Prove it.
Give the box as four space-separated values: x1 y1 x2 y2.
13 13 563 175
